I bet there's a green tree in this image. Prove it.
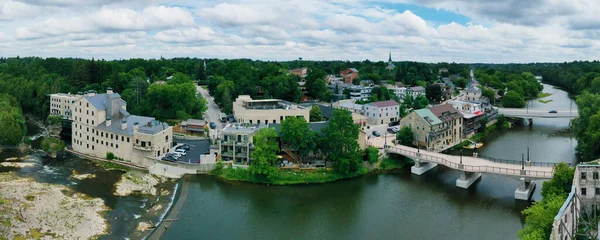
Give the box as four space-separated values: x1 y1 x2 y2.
425 83 442 103
413 95 429 109
305 68 330 101
454 78 467 88
321 109 361 175
541 162 575 198
41 137 65 157
0 94 26 145
280 117 315 162
502 90 526 108
518 194 566 239
364 146 379 163
309 105 323 122
396 127 414 146
249 127 279 180
572 92 600 160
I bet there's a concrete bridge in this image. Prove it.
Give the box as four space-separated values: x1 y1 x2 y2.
385 144 558 200
498 108 578 119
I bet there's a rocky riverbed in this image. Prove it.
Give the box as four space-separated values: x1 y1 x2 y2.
0 172 108 239
115 171 164 196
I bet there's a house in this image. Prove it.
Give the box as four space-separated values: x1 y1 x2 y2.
176 119 207 135
327 75 343 85
53 88 173 166
317 104 367 125
340 68 359 84
363 100 400 125
399 109 444 149
289 68 308 78
333 99 364 114
348 85 372 100
439 68 449 75
233 95 310 125
462 86 482 101
359 80 374 86
407 86 426 98
218 123 263 165
428 104 463 147
448 100 485 136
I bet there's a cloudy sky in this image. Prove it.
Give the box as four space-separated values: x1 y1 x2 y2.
0 0 598 63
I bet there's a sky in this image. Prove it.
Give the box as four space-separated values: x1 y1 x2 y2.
0 0 599 63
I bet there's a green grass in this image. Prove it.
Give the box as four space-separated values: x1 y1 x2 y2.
212 167 371 185
24 195 35 201
98 161 129 172
553 86 561 89
537 92 552 98
538 99 553 104
380 156 413 170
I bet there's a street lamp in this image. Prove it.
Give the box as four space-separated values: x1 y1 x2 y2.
521 153 525 170
460 148 463 164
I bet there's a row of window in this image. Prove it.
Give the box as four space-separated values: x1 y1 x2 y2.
73 138 118 150
580 187 600 196
580 171 599 180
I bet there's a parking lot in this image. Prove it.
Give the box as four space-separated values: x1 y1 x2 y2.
365 124 396 148
169 139 211 164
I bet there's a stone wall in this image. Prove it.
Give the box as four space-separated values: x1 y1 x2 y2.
551 186 580 240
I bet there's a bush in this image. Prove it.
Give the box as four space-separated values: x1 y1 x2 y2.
380 155 413 170
40 137 65 154
46 115 62 126
364 146 379 164
106 152 116 160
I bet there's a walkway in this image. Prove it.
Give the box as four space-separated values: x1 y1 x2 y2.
385 144 555 179
498 108 578 119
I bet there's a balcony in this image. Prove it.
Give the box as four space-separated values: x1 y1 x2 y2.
133 145 153 151
428 126 450 137
221 141 234 146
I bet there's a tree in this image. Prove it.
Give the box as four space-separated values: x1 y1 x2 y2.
321 109 361 175
309 105 323 122
482 87 496 103
572 92 600 160
518 194 565 240
0 94 26 145
364 146 379 163
41 137 65 158
502 90 526 108
305 68 330 101
413 95 429 109
454 78 467 88
541 162 575 198
249 127 279 180
396 127 414 146
280 117 315 162
425 83 442 103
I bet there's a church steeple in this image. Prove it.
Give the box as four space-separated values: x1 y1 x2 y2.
388 51 392 62
386 51 395 70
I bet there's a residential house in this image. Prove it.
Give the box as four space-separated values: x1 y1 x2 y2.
62 88 173 166
399 109 445 150
385 84 407 99
462 86 482 101
340 68 359 84
218 123 263 165
289 67 308 78
348 85 372 100
318 104 367 125
333 99 364 114
327 75 343 85
233 95 310 125
407 86 426 98
363 100 400 125
176 119 207 135
359 80 374 86
449 100 485 137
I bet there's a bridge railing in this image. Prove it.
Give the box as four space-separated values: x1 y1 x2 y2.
385 145 553 178
477 155 559 167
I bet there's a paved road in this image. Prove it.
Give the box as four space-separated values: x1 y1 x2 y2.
386 144 555 179
365 124 395 148
196 85 224 139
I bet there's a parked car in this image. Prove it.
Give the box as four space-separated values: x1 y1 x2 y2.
388 121 400 127
170 152 182 159
387 127 398 134
549 110 558 113
209 122 217 129
175 149 187 156
372 131 381 137
162 155 176 162
176 144 190 151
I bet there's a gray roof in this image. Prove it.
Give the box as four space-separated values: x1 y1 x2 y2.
95 115 164 136
317 105 334 119
409 86 425 92
83 93 122 111
222 123 266 134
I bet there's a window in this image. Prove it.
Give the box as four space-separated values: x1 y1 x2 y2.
127 137 130 143
596 188 600 195
273 120 276 124
87 127 89 132
101 141 103 144
92 146 94 150
92 137 94 141
86 136 89 140
582 172 587 180
92 112 94 116
87 103 89 107
582 187 587 195
101 132 104 137
92 129 95 133
136 139 139 144
594 172 599 180
280 116 283 121
86 110 89 115
148 142 152 146
121 136 124 141
79 102 81 106
258 120 261 124
165 136 168 142
111 143 113 147
111 134 113 139
249 120 253 124
87 144 89 149
116 144 118 149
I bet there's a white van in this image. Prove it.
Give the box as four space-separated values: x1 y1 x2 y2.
175 149 187 156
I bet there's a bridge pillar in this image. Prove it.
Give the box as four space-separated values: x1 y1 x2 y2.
456 171 482 189
528 118 533 125
411 159 438 175
515 178 536 200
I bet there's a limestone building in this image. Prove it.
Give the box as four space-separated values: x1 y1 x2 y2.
50 88 173 166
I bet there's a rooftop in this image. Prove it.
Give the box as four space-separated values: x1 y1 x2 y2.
367 100 399 108
270 121 329 135
414 109 442 126
222 123 266 134
409 86 425 91
84 93 124 111
318 105 335 119
428 104 463 120
237 96 306 110
183 119 207 127
95 115 168 136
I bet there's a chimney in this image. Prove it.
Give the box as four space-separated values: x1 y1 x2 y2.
88 90 96 97
107 87 113 94
133 122 139 132
106 117 111 127
121 120 127 130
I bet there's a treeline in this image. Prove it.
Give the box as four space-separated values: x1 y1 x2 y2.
0 94 26 145
0 57 208 121
475 69 543 107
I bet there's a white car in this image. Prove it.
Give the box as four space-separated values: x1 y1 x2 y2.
170 152 182 158
174 149 187 156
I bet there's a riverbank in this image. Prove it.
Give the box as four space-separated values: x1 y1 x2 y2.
0 172 108 239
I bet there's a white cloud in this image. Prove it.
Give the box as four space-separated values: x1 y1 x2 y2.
1 0 600 62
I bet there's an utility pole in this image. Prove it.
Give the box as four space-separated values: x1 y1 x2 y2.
522 154 524 170
527 147 530 162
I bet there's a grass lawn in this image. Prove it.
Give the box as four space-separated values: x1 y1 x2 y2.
212 167 371 185
539 99 553 104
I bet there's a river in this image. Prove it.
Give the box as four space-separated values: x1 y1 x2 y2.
161 82 577 240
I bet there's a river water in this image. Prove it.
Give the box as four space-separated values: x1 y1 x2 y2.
0 122 177 239
162 83 577 240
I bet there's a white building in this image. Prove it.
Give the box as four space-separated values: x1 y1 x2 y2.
49 93 81 119
233 95 310 124
462 86 482 101
55 88 173 166
385 84 407 99
349 85 372 100
363 100 400 125
407 86 426 98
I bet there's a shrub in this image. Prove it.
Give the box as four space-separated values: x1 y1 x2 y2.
364 146 379 164
46 115 62 126
40 137 65 154
106 152 116 160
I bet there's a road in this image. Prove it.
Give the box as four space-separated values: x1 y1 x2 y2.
196 85 224 139
498 108 578 119
365 124 395 148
